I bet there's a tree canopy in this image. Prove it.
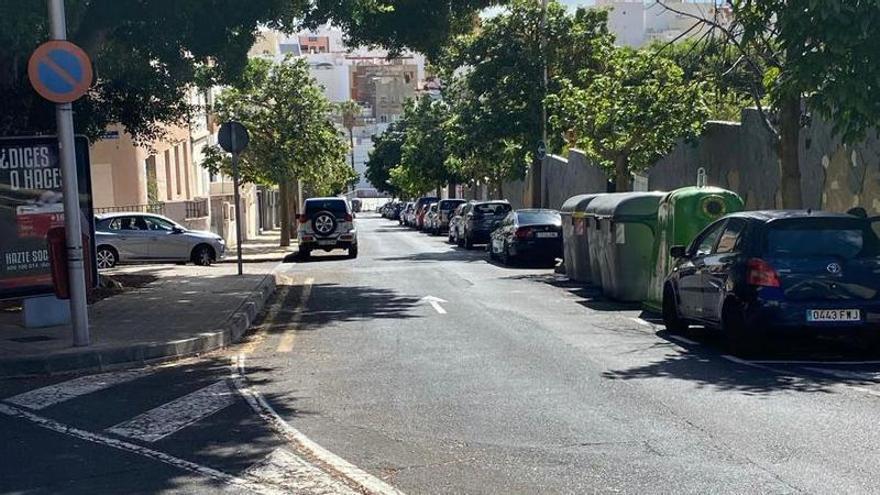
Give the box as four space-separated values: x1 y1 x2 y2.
365 122 406 197
548 48 707 191
0 0 300 142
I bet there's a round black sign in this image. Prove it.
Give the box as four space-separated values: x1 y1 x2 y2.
218 121 249 154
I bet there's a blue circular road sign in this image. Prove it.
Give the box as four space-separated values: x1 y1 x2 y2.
28 40 94 104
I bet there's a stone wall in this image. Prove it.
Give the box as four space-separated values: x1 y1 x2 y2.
648 108 880 214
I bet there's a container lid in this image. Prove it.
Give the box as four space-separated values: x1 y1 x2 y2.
584 192 666 220
560 194 602 213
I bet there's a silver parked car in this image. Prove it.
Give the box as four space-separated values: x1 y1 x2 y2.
94 213 226 269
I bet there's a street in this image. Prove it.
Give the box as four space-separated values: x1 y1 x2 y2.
4 213 880 494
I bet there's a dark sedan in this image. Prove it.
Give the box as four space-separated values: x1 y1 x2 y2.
488 209 562 265
459 200 512 249
663 210 880 354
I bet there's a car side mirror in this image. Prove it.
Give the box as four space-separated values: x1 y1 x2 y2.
172 226 185 234
670 245 688 259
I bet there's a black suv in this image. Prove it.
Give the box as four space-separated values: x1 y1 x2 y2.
297 197 358 259
459 200 512 249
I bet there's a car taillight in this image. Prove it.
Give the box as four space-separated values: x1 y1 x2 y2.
747 258 781 287
514 227 534 240
344 213 353 222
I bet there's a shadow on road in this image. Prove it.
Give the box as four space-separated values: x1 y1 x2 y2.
379 248 486 264
264 281 422 334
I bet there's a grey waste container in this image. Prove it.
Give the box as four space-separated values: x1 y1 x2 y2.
585 192 666 302
560 194 602 282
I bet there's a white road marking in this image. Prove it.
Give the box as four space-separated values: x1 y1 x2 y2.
107 380 235 442
667 335 699 346
0 402 284 495
421 295 448 315
276 277 314 353
5 369 152 410
244 448 358 495
232 354 405 495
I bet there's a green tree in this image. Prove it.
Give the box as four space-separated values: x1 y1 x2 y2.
547 48 707 191
392 96 459 197
440 1 613 194
365 122 406 197
304 0 501 60
657 0 880 208
0 0 298 141
203 57 354 246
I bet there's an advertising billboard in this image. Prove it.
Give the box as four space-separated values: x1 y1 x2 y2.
0 136 94 300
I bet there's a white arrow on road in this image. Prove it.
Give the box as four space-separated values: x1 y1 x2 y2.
421 296 448 315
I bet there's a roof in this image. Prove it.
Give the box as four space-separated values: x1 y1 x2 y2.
95 212 167 220
727 210 858 222
305 197 346 202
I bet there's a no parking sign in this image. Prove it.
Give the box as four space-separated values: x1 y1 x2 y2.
28 40 93 103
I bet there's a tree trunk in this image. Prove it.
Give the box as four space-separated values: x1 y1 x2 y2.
778 94 803 209
447 182 457 199
495 178 504 200
279 181 291 247
614 155 632 192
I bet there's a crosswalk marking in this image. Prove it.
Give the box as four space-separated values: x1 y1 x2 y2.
107 380 235 442
4 369 153 410
244 448 358 495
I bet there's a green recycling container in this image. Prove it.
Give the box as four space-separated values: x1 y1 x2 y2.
585 192 666 302
646 186 744 309
561 194 602 283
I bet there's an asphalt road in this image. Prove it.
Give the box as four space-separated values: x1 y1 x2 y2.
4 213 880 494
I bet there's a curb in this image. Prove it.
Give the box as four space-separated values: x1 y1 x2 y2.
0 274 277 378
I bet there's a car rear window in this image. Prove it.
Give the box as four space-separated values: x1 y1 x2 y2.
517 211 560 225
766 219 880 259
305 200 348 215
440 200 465 210
474 203 511 216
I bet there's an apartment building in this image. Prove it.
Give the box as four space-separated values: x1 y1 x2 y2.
595 0 729 47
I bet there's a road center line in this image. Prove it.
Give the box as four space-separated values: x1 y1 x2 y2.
5 369 153 410
276 277 314 353
106 380 235 442
0 402 283 495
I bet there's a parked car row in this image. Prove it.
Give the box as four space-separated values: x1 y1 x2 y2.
389 196 563 266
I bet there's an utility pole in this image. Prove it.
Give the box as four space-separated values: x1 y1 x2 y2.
529 0 548 208
48 0 90 346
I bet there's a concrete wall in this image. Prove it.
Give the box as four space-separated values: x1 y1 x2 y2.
541 149 609 209
648 108 880 214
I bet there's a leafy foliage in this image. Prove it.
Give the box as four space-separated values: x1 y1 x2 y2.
393 96 459 197
548 48 707 190
303 0 502 60
365 122 406 196
202 57 354 196
440 0 613 189
0 0 300 142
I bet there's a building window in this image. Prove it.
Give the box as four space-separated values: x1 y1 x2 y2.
164 149 172 199
145 156 158 203
380 115 387 123
174 145 182 196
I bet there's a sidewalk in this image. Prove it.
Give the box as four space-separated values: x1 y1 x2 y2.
0 234 294 377
221 230 298 263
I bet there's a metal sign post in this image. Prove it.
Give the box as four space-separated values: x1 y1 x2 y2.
29 0 94 346
218 122 250 276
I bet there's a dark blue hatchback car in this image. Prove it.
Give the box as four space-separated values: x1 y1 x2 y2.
663 211 880 352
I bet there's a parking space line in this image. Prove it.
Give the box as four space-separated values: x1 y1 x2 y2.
243 448 358 495
5 369 153 410
276 277 314 353
106 380 235 442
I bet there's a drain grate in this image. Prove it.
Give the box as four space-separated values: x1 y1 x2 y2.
8 335 56 343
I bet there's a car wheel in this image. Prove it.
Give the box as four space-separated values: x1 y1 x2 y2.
662 285 689 334
348 244 358 259
192 244 215 266
722 300 759 356
96 246 118 269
